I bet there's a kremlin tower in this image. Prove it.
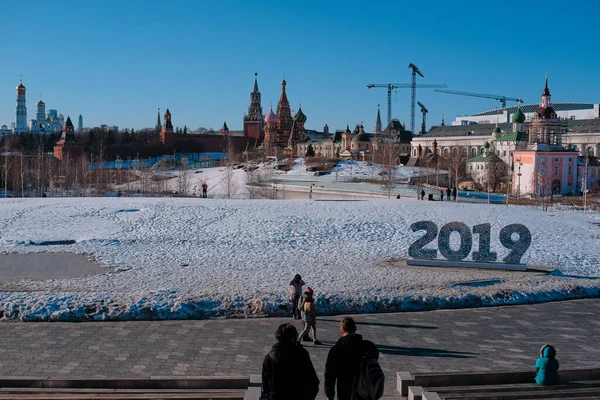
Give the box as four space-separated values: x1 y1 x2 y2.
243 73 264 140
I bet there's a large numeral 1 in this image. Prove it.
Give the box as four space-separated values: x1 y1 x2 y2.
472 223 497 262
408 221 438 259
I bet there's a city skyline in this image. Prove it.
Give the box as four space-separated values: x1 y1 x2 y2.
2 0 600 131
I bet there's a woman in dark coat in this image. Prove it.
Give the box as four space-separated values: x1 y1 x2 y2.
262 323 319 400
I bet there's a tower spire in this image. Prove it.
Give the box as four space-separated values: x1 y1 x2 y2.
542 72 551 97
156 108 161 131
253 72 259 93
374 104 382 134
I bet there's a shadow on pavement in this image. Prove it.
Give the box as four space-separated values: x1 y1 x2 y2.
319 318 437 330
376 345 476 358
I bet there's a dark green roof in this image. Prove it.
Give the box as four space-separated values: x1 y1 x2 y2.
512 106 526 123
495 131 527 142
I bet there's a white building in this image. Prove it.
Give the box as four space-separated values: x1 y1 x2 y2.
10 79 64 134
453 103 600 126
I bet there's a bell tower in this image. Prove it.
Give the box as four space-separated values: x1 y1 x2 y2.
15 78 27 133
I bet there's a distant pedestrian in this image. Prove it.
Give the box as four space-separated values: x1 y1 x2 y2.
396 194 401 199
452 186 457 201
440 190 444 201
446 187 451 200
202 183 208 198
420 189 425 200
262 323 320 400
325 317 382 400
298 288 321 345
289 274 305 320
535 344 559 386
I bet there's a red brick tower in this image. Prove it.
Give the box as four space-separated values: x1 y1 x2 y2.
54 116 84 160
160 109 174 144
243 73 264 141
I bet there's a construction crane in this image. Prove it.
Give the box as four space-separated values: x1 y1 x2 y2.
408 63 424 136
434 89 524 109
417 101 428 135
366 82 447 128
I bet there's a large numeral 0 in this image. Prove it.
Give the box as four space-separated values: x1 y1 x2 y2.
408 221 438 259
438 222 472 261
499 224 531 264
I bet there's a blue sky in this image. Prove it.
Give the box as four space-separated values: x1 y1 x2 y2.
1 0 599 132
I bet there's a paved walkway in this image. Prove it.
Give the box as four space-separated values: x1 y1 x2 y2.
0 299 598 398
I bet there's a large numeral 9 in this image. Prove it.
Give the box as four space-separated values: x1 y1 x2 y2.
499 224 531 264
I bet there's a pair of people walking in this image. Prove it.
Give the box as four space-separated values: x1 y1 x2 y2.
262 316 381 400
289 274 321 345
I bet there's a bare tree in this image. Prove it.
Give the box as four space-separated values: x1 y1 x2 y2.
485 158 508 192
442 147 468 196
373 140 400 198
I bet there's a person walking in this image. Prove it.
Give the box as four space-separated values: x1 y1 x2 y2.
297 289 321 345
440 190 444 201
446 186 451 201
452 186 457 201
202 183 208 198
325 317 380 400
262 323 320 400
289 274 305 320
420 189 425 200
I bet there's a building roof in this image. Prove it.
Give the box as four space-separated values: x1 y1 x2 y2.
294 107 306 123
473 103 594 117
495 131 527 142
565 119 600 133
512 106 525 123
383 119 412 142
352 125 371 142
265 107 277 123
421 122 513 138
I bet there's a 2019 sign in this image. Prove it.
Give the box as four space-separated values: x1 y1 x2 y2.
408 221 531 264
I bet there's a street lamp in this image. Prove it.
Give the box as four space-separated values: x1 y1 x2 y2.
516 158 522 199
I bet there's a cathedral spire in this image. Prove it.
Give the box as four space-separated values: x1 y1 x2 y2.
276 77 292 125
156 108 161 131
374 104 382 134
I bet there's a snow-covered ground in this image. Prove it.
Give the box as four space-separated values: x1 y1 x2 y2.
117 159 424 199
0 196 599 321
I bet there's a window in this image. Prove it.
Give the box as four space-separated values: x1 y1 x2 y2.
555 166 559 175
503 151 506 156
555 158 559 162
568 166 572 174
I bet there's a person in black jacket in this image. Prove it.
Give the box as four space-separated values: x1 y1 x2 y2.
324 317 379 400
262 323 320 400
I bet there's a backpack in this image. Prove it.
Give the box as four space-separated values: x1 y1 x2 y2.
303 301 314 323
352 352 385 400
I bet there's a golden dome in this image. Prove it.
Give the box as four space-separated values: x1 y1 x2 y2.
37 99 45 107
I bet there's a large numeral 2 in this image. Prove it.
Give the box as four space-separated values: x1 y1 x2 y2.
408 221 438 259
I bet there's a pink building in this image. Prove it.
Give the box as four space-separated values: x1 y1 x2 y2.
511 75 578 196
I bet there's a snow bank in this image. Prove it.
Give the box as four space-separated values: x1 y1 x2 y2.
0 197 598 321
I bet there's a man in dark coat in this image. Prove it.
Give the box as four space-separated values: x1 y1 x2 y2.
262 323 319 400
325 317 379 400
446 186 451 200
